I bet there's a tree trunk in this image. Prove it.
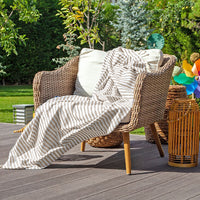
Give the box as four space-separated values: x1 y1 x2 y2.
2 78 5 86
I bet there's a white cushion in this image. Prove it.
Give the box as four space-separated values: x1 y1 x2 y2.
73 48 164 123
137 49 164 72
73 48 107 97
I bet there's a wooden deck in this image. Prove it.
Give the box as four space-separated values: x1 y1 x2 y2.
0 123 200 200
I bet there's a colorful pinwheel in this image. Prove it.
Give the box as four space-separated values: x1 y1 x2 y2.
174 60 200 97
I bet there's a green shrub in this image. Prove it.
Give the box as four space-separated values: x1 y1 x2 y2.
52 33 80 68
146 0 200 62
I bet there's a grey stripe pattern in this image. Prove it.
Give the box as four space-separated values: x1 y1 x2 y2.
1 47 147 169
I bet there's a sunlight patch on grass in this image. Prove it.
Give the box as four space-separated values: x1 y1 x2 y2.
130 127 145 135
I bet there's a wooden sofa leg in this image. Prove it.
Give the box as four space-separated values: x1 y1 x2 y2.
123 132 131 175
150 123 164 157
81 141 86 152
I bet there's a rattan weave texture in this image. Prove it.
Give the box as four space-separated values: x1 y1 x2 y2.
168 99 200 167
145 85 187 144
33 56 79 110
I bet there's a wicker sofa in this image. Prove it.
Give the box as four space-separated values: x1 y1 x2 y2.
33 54 176 174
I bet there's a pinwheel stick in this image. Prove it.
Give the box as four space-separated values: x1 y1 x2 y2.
192 93 195 99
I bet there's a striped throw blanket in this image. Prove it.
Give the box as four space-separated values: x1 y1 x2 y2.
2 47 147 169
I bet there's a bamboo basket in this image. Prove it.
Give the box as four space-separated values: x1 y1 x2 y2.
168 99 200 167
145 85 187 144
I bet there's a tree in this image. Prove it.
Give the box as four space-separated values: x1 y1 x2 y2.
113 0 152 50
57 0 105 49
2 0 66 84
0 0 40 55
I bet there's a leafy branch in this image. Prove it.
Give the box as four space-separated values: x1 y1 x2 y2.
57 0 105 50
0 0 40 55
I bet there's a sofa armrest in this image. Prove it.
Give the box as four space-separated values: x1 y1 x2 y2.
116 54 176 133
129 55 176 130
33 56 79 110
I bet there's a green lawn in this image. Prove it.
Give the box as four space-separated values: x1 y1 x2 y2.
130 127 144 135
0 85 34 123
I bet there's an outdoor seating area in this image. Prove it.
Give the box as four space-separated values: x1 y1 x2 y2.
31 50 175 174
1 48 200 199
1 123 200 200
1 0 200 199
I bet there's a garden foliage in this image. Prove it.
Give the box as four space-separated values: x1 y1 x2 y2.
97 2 121 51
0 0 200 85
113 0 152 50
53 1 121 67
52 33 80 67
1 0 65 84
57 0 105 49
146 0 200 62
0 0 40 55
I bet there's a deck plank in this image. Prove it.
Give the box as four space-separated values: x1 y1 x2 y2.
0 123 200 200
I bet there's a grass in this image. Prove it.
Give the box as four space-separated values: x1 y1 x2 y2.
130 127 145 135
0 85 34 123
